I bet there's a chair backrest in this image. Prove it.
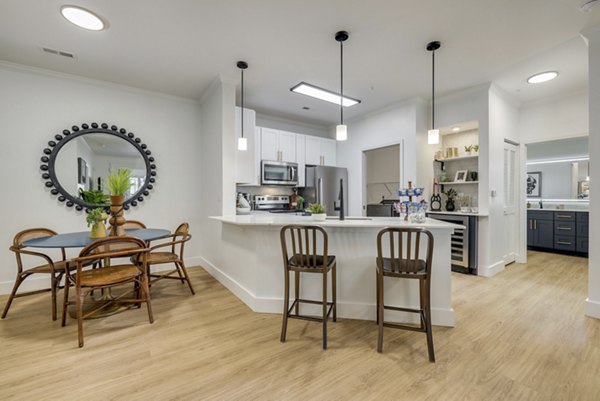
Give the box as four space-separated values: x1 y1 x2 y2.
72 237 149 281
11 228 65 272
280 225 328 269
13 228 58 247
171 223 191 258
376 227 434 275
122 220 147 229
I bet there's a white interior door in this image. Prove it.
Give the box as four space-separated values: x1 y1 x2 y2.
504 141 519 265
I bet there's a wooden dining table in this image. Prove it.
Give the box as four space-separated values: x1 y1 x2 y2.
23 228 171 318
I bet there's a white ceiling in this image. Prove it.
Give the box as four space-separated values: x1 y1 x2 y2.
0 0 598 126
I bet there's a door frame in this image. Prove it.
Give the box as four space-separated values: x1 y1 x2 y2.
361 140 404 216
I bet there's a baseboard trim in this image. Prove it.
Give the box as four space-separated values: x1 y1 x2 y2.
478 260 505 278
200 256 455 327
585 298 600 320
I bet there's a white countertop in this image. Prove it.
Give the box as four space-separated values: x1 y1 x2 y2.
211 215 463 230
427 211 487 217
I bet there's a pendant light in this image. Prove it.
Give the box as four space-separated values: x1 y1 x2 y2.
427 41 441 145
237 61 248 151
335 31 349 141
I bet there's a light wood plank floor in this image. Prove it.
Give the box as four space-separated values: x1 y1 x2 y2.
1 251 599 401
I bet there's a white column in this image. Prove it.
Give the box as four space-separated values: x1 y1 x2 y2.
582 27 600 319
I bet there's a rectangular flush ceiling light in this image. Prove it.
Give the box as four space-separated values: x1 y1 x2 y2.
290 82 361 107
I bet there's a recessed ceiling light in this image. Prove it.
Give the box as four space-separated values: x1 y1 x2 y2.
452 127 460 132
60 5 105 31
527 71 558 84
290 82 360 107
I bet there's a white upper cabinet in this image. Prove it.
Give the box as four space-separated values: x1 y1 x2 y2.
278 131 297 163
235 107 257 184
296 134 306 187
260 128 296 163
305 136 337 167
260 127 280 161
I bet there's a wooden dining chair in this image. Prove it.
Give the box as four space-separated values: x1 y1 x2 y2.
142 223 194 295
122 220 147 229
376 227 435 362
280 224 337 350
3 228 76 321
61 236 153 348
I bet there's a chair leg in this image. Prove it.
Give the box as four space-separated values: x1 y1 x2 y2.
174 262 185 284
177 261 195 295
375 269 380 325
294 271 300 315
76 286 85 348
1 275 24 319
280 271 289 343
332 263 337 322
322 269 328 350
50 274 58 321
377 272 384 353
424 278 435 363
141 275 154 324
61 279 70 327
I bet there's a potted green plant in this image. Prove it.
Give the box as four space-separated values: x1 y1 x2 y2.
86 208 108 238
473 144 479 154
464 145 473 156
443 188 458 212
79 189 109 206
106 168 132 236
306 203 327 221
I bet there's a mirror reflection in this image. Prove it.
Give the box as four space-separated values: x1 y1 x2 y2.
53 133 147 205
526 137 589 200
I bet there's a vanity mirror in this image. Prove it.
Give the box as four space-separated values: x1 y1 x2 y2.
40 123 157 211
526 136 588 201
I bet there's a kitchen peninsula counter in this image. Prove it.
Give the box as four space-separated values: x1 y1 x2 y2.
207 215 461 327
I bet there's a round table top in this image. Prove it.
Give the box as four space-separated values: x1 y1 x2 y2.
22 228 171 248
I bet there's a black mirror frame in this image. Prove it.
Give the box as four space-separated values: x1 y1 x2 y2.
40 122 157 211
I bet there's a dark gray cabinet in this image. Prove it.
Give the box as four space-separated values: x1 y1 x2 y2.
527 210 588 255
527 211 554 249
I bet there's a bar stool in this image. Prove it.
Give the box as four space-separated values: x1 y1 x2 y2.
280 224 337 349
376 227 435 362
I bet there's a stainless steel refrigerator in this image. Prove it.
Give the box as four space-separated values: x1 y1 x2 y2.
303 166 348 217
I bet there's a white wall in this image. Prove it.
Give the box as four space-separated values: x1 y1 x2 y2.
336 98 424 216
256 113 330 138
519 90 588 143
582 26 600 320
0 63 202 294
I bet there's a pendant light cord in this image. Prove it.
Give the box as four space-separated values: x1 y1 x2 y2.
340 39 344 125
241 68 244 139
431 48 435 130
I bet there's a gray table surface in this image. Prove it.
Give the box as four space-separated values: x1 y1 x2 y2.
22 228 171 248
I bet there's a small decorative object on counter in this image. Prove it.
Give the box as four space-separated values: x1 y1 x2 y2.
473 144 479 154
469 170 478 181
236 193 252 215
306 203 327 221
87 208 108 238
296 195 304 210
464 145 473 156
444 188 457 212
289 188 299 210
398 181 425 221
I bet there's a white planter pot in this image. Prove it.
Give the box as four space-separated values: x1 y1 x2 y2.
311 213 327 221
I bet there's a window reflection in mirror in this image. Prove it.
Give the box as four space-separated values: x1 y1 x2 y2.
526 136 589 201
53 133 147 204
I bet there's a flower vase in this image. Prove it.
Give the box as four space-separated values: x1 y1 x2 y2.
311 213 327 221
89 221 107 238
109 195 126 236
445 199 456 212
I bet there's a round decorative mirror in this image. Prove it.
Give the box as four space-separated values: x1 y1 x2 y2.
40 123 157 211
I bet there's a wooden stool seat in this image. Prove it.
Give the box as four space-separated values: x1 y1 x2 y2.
376 227 436 362
77 264 141 287
288 254 336 270
280 225 337 350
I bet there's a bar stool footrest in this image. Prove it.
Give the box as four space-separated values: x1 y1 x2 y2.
382 321 426 332
288 298 334 322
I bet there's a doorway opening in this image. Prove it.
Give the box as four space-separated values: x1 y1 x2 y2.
363 144 401 217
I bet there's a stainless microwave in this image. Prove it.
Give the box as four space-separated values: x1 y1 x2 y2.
261 160 298 186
